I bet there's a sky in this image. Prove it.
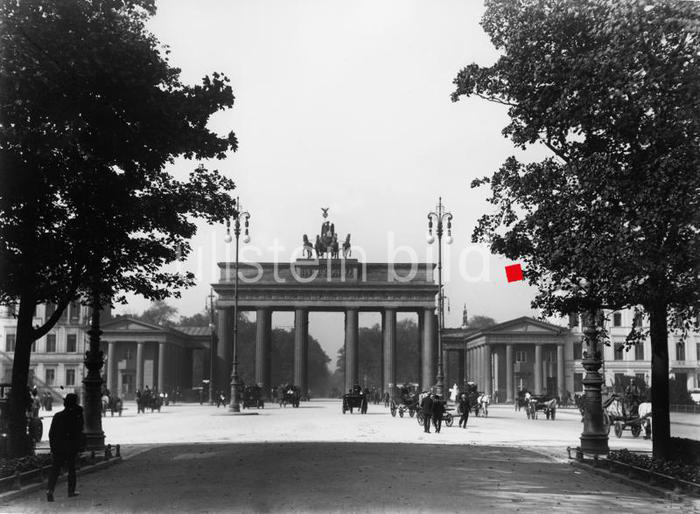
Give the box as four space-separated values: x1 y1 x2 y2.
115 0 554 361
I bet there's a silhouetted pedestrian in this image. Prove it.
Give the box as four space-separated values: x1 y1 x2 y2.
421 393 434 433
46 394 84 502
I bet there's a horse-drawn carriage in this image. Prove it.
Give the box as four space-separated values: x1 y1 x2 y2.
278 385 301 408
242 385 265 409
524 394 557 420
101 393 123 416
390 387 419 418
342 386 368 414
415 393 454 427
603 393 651 438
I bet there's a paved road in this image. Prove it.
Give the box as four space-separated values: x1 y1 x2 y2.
2 443 694 513
7 400 697 513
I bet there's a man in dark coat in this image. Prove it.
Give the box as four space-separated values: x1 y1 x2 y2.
432 395 445 433
458 392 470 428
46 393 84 502
420 393 434 433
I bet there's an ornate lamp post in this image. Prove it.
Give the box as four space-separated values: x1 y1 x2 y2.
579 309 609 455
224 197 250 413
426 197 453 397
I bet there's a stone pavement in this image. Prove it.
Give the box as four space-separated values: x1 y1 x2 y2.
2 443 697 514
7 400 698 513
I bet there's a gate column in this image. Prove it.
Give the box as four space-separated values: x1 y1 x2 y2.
557 344 565 401
382 308 396 397
457 349 465 387
216 307 233 393
421 308 436 391
344 308 359 392
294 309 308 396
255 308 272 398
484 344 492 396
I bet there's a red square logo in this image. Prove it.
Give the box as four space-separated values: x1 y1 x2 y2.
505 264 523 283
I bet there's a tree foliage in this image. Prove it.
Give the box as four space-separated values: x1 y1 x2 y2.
453 0 700 458
0 0 237 455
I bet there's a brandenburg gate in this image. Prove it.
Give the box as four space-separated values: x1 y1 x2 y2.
212 259 439 396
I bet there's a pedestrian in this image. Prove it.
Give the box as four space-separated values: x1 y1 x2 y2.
432 395 445 433
420 393 434 433
46 393 84 502
458 392 470 428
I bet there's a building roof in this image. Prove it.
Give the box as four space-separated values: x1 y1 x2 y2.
176 326 212 337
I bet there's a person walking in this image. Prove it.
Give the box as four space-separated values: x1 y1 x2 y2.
46 393 84 502
420 393 434 433
458 392 470 428
432 395 445 433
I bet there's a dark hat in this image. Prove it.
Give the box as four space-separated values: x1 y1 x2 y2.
64 393 78 407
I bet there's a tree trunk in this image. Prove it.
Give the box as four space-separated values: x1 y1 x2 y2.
8 291 36 457
649 303 671 460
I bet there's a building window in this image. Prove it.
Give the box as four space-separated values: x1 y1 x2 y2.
676 342 686 361
31 340 36 352
5 334 15 352
66 334 77 353
634 342 644 361
574 372 583 392
573 342 583 360
69 302 80 324
614 343 624 360
568 313 579 328
46 334 56 353
613 312 622 327
515 351 527 362
65 368 75 386
45 368 55 386
545 350 556 362
633 312 643 328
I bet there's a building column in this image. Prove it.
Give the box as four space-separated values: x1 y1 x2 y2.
136 342 144 392
255 308 272 396
216 307 233 393
294 308 309 395
106 341 116 394
493 350 499 399
442 349 450 390
484 344 492 396
534 344 543 395
344 308 359 392
506 344 514 403
417 311 424 387
158 342 166 392
421 308 436 391
458 349 465 386
557 344 565 401
382 308 396 397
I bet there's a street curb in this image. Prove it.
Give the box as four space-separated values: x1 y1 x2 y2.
0 455 122 503
569 459 696 503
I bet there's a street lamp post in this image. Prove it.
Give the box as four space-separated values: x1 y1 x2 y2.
207 289 217 406
426 197 453 398
224 197 250 413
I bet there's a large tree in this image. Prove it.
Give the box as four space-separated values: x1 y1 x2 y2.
0 0 237 455
453 0 700 458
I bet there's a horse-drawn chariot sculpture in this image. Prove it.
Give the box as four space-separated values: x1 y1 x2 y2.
301 208 351 260
342 385 368 414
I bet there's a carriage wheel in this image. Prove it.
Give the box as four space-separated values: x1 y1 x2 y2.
390 405 397 417
445 413 454 427
614 421 623 438
417 412 424 424
631 424 641 438
342 403 347 414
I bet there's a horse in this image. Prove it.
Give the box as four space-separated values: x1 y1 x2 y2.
302 235 314 259
101 394 110 417
330 235 339 259
342 234 351 258
314 235 327 259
